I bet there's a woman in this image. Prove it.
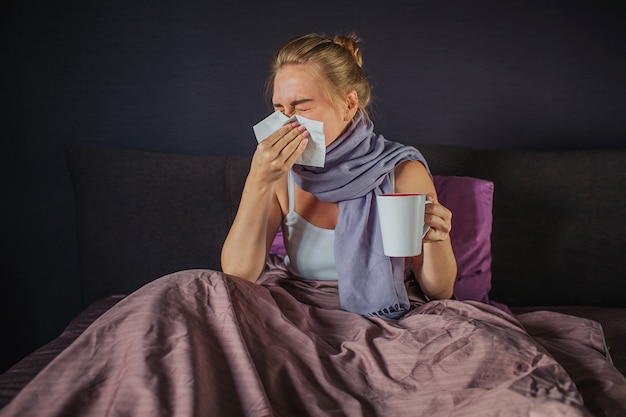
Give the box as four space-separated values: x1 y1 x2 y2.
1 33 591 417
222 33 457 318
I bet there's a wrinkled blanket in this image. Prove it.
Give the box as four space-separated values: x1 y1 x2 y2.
0 261 609 416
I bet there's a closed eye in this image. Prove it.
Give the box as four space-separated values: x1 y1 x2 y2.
273 99 313 111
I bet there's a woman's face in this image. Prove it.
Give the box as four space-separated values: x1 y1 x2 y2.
272 64 354 147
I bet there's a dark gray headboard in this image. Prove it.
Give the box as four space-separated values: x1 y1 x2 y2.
66 146 250 306
418 144 626 307
67 145 626 308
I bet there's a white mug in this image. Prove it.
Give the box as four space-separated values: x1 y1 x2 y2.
376 193 431 257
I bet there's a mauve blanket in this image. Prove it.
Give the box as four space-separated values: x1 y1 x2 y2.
0 261 605 416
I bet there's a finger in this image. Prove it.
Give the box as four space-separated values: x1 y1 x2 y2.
424 210 452 235
425 192 439 204
426 200 451 219
278 130 309 164
283 138 309 167
264 122 299 146
257 124 304 162
275 123 307 148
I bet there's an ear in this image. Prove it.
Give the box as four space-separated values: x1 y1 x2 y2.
343 90 359 121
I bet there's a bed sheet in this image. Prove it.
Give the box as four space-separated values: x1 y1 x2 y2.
1 261 624 416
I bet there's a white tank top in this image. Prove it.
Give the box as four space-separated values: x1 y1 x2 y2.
283 170 339 280
282 170 396 280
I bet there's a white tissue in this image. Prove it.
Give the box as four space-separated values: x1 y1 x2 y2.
252 111 326 167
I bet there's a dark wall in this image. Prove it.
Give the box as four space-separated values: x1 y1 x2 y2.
1 0 625 372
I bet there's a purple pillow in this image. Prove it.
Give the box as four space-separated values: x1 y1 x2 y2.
433 177 492 298
270 175 509 312
270 228 287 256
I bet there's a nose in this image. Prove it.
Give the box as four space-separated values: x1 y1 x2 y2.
283 106 295 117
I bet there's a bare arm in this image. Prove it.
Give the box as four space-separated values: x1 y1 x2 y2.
394 160 457 299
221 122 309 282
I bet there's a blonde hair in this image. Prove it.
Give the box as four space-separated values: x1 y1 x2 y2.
266 33 372 121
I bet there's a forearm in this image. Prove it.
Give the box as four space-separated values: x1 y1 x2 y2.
222 119 308 280
221 177 278 282
412 238 457 300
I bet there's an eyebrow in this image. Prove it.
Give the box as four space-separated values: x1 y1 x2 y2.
272 98 313 108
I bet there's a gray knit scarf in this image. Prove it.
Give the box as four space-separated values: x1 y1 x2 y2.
292 113 428 318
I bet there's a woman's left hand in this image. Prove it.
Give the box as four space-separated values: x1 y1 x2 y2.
423 194 452 243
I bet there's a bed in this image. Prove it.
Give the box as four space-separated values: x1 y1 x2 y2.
0 144 625 416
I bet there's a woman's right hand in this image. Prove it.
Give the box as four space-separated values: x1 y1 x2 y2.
250 121 309 183
221 121 308 281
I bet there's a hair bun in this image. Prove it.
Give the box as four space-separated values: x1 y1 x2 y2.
332 33 363 68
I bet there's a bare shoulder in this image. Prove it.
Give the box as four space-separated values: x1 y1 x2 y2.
394 160 436 195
